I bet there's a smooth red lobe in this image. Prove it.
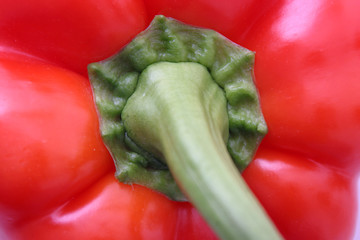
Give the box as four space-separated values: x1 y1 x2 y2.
243 148 357 240
0 51 112 220
237 0 360 171
0 0 148 74
14 174 217 240
143 0 278 40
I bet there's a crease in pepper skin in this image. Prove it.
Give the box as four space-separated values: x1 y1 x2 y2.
88 15 282 240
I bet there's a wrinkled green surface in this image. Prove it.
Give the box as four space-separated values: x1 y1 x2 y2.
88 15 267 200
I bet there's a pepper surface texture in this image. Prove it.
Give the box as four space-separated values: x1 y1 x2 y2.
0 0 359 240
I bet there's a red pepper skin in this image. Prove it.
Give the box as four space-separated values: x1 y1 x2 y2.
11 174 216 240
236 0 360 172
243 148 357 240
0 0 359 240
142 0 278 41
235 0 360 239
0 0 148 75
0 51 113 220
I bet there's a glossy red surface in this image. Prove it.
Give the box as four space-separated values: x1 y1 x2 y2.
0 0 359 239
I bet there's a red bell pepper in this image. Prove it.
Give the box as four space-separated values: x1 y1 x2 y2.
0 0 359 239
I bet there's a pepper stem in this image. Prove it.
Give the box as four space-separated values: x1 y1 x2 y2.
122 62 282 240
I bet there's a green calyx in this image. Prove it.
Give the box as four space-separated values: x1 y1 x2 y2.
88 15 267 200
88 15 280 240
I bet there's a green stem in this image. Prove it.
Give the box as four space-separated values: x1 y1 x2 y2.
122 62 282 240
